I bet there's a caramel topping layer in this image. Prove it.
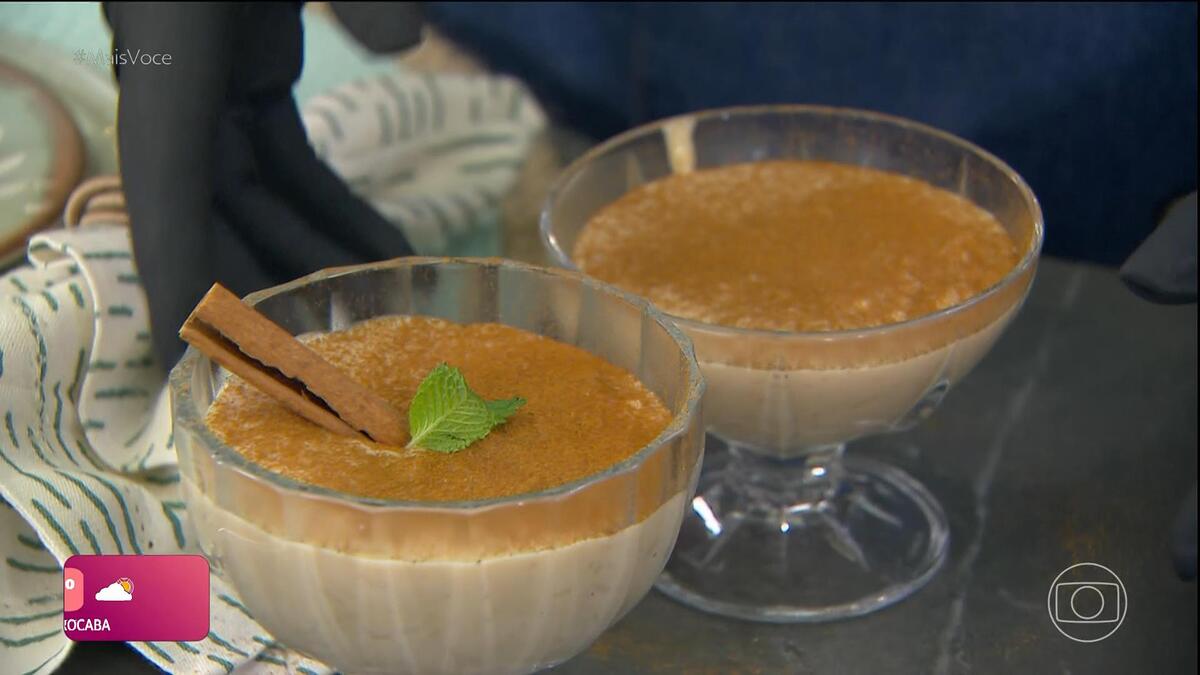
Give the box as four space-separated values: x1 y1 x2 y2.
575 160 1020 332
206 316 671 502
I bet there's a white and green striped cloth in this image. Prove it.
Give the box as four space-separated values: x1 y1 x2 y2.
303 70 545 255
0 224 306 675
0 67 544 673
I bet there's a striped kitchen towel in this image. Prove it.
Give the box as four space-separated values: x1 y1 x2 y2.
0 70 544 675
1 225 334 674
303 70 545 256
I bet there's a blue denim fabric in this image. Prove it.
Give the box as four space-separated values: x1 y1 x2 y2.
426 2 1198 265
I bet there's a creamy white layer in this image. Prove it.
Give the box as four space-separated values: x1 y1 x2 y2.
184 480 686 675
698 307 1017 453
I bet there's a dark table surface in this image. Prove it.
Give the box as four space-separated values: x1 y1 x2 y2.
59 256 1197 673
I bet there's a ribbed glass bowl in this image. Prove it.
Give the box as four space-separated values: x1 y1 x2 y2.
169 257 706 675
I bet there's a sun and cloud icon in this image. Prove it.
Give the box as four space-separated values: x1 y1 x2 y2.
94 577 134 602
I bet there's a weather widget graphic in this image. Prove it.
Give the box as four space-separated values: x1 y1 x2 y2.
62 555 209 641
94 577 135 602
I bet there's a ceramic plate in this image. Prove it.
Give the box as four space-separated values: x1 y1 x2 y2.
0 61 84 261
0 33 117 268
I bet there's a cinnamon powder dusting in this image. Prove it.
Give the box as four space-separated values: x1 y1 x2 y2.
574 160 1020 332
206 317 671 502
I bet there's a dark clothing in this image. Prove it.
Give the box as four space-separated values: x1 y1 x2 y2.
426 2 1198 267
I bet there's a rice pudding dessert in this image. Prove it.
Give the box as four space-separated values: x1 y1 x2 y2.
208 317 671 501
574 160 1030 450
184 316 689 674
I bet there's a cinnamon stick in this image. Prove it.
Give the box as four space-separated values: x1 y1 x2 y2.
179 283 406 445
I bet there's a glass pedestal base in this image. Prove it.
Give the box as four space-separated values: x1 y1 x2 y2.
657 441 949 623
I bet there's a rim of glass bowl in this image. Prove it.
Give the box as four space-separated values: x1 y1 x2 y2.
539 103 1045 342
168 256 706 512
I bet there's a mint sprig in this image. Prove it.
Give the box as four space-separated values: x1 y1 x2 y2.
406 363 525 453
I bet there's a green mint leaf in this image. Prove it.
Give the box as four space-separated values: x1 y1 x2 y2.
406 363 525 453
485 397 526 424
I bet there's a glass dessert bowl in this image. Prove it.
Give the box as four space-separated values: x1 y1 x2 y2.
169 257 705 674
541 105 1043 622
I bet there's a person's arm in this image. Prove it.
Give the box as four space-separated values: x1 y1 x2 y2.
329 2 425 54
104 2 236 367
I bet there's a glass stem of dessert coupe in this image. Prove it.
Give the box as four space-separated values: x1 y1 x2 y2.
656 434 948 622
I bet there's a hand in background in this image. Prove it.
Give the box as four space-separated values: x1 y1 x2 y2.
104 3 419 367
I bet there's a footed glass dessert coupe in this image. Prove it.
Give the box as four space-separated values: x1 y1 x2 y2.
541 106 1043 622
